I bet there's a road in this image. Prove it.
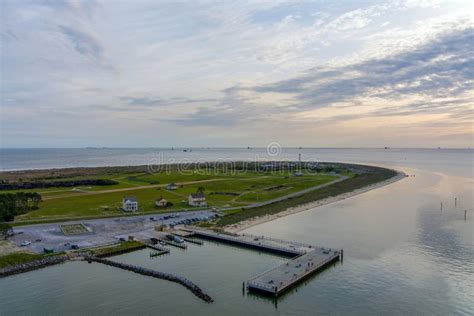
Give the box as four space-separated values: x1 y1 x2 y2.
10 210 215 253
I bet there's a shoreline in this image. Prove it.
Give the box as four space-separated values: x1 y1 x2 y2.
224 170 406 233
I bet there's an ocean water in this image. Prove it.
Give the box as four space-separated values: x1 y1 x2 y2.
0 148 473 315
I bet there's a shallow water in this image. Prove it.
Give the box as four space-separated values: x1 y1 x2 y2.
0 149 473 315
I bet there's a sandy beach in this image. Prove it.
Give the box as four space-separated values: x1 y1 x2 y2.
224 170 407 233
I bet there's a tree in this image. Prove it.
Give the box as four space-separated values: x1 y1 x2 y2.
197 187 205 194
0 222 13 239
0 192 42 221
30 192 42 209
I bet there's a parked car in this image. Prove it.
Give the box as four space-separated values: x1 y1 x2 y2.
70 244 79 250
20 241 31 246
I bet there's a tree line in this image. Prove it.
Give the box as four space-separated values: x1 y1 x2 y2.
0 179 118 190
0 192 42 222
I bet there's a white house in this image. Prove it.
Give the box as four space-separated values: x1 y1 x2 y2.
188 193 207 207
155 198 168 207
122 196 138 212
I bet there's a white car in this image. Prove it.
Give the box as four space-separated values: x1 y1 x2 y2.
20 241 31 247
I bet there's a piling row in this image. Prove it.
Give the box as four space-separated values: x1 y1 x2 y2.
183 237 203 245
149 250 168 257
158 238 188 249
144 243 170 253
145 243 170 257
86 256 213 303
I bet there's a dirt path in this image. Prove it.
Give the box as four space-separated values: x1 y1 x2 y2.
42 176 274 200
42 178 231 200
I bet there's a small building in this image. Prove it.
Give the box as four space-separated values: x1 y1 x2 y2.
122 196 138 212
166 183 179 190
188 193 207 207
155 198 168 207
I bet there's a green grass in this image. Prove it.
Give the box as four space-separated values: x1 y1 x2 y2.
216 168 398 227
87 241 144 257
0 252 57 269
3 163 396 226
12 171 338 223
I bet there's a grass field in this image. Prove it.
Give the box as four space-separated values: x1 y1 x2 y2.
87 241 145 257
216 168 398 227
0 252 59 269
0 162 398 227
4 168 342 223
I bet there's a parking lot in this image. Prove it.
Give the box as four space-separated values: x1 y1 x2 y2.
10 211 216 253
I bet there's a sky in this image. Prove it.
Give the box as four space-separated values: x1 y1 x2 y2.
1 0 473 148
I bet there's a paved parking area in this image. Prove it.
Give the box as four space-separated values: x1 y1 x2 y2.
10 211 215 253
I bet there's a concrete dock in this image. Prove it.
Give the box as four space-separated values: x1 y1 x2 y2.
247 248 340 296
190 229 313 256
187 229 341 296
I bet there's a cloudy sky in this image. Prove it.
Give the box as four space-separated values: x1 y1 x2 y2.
1 0 473 148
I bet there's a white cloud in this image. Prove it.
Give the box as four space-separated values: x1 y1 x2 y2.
1 0 473 148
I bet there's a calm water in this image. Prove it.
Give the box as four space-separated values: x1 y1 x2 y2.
0 148 473 315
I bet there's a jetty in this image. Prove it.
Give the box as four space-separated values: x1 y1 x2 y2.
86 256 213 303
187 229 341 297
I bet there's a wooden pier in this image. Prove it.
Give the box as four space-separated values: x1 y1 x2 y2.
158 238 187 249
187 229 341 297
145 243 170 257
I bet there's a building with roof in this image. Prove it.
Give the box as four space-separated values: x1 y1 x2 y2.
155 198 168 207
122 196 138 212
188 193 207 207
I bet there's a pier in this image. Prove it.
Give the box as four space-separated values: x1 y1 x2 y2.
158 238 188 249
187 229 341 297
182 237 204 245
190 229 311 257
144 243 170 257
246 248 340 296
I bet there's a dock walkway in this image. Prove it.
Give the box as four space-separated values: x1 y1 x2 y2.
247 248 339 296
190 229 312 257
187 229 341 296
